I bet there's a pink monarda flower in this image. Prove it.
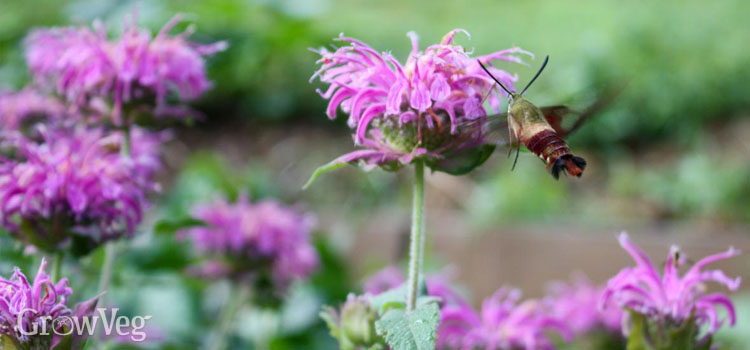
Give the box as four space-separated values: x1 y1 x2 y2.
601 232 741 337
25 13 226 125
311 30 530 173
543 274 623 336
179 197 319 300
0 258 72 343
0 88 66 131
0 126 164 253
440 287 572 350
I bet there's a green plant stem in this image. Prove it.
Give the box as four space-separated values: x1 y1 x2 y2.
97 242 119 294
406 159 425 312
97 125 130 296
51 251 63 282
208 284 249 350
121 125 131 158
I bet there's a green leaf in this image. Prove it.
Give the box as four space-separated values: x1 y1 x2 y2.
0 335 19 350
374 301 440 350
627 311 653 350
665 315 697 350
428 144 496 175
302 159 348 190
369 279 430 314
320 307 343 343
369 283 407 314
153 217 206 236
52 334 73 350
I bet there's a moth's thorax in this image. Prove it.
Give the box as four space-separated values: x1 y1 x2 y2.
507 96 554 142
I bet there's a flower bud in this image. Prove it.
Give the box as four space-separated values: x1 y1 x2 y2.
321 294 385 350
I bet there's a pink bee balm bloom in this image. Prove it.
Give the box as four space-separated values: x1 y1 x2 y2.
0 89 66 131
544 274 623 336
440 287 572 350
0 258 72 343
601 232 741 337
25 13 226 125
179 197 319 299
0 126 164 253
310 30 530 174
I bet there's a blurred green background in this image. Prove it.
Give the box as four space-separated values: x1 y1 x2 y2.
1 0 749 349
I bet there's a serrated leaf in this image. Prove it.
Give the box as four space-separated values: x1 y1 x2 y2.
302 159 348 190
428 143 496 175
153 217 206 236
375 301 440 350
369 283 407 313
369 279 431 314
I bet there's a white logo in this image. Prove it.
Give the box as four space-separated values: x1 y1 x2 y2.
16 308 152 342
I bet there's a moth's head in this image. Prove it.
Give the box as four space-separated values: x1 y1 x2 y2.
478 55 550 100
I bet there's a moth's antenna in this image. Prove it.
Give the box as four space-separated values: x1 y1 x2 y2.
520 55 549 95
478 60 513 96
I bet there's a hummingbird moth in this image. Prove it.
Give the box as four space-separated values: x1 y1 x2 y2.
474 56 595 179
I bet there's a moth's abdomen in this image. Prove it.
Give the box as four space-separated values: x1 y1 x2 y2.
524 130 586 179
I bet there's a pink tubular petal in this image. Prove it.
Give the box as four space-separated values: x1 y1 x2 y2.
349 88 387 124
386 80 406 115
686 246 741 278
355 104 386 144
409 64 430 112
326 88 354 119
430 74 450 102
698 293 737 327
407 31 420 58
440 29 470 45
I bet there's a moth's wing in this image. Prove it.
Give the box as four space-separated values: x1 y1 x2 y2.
457 113 514 148
539 105 576 137
541 85 623 137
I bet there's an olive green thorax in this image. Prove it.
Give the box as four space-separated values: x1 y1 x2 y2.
506 94 553 144
507 93 547 127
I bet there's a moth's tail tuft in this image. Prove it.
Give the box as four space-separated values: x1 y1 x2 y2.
551 155 586 179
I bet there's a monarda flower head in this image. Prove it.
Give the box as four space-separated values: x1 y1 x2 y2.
178 196 319 306
0 126 164 255
25 13 226 125
0 89 69 155
0 89 66 132
307 30 530 182
601 233 741 348
543 274 623 336
439 287 571 350
0 259 99 349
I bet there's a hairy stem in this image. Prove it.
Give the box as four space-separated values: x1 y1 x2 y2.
208 284 249 350
97 125 130 296
406 159 425 311
97 242 119 293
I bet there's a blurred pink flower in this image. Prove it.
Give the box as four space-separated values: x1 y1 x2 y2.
25 13 226 125
440 287 571 350
179 197 319 297
602 232 741 336
311 30 530 172
544 274 623 336
0 88 66 131
0 126 165 252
